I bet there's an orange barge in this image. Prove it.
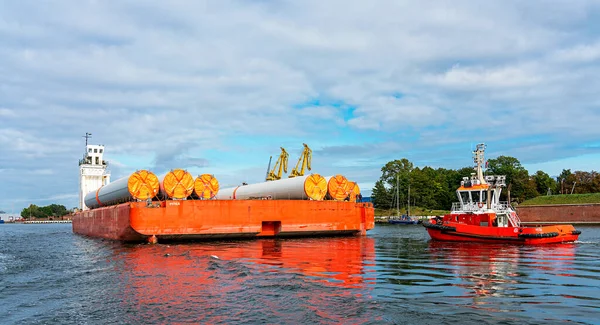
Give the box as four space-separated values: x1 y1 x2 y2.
74 142 374 243
72 199 374 243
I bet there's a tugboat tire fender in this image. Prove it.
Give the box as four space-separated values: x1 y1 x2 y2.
423 222 456 232
518 232 559 238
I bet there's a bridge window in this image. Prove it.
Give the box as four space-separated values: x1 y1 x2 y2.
472 191 481 202
460 191 469 203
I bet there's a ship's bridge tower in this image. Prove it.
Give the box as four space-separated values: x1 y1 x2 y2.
79 141 110 211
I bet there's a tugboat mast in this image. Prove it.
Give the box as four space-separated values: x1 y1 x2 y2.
473 143 487 185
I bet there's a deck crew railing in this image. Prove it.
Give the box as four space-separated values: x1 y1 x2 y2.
451 201 514 214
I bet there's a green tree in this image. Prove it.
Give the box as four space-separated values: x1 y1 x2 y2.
591 171 600 193
523 177 540 201
410 167 445 210
375 158 414 210
556 169 576 194
371 180 391 209
486 156 530 202
47 204 68 217
533 170 555 195
572 171 600 194
372 151 600 209
380 159 414 185
21 203 69 219
21 204 45 219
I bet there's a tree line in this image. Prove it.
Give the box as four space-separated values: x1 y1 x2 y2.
371 155 600 211
20 204 70 219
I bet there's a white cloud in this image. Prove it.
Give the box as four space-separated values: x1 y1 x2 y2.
349 95 446 131
1 0 600 211
429 64 541 89
0 108 17 117
551 42 600 63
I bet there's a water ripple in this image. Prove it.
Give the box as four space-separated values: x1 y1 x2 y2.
1 224 599 324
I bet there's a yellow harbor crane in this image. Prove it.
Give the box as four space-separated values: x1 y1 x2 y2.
289 143 312 178
265 147 289 181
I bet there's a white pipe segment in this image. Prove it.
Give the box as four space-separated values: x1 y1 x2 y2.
84 176 132 209
215 175 318 200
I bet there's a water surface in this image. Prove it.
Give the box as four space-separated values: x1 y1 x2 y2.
1 223 598 324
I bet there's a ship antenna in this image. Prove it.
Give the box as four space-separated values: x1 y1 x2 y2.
83 132 92 146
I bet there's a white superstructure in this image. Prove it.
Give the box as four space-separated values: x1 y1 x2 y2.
450 143 521 227
79 144 110 210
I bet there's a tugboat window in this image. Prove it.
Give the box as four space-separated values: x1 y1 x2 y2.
471 191 481 202
460 191 469 203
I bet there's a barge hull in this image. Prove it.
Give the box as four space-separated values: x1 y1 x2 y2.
73 200 374 242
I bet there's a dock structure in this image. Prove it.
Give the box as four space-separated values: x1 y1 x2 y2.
375 215 433 223
22 220 72 224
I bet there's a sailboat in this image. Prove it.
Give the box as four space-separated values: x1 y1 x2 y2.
388 175 419 225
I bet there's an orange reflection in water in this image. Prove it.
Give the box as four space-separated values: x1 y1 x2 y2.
428 242 576 308
113 236 375 323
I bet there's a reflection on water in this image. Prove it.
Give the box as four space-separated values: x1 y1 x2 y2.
1 224 599 324
428 242 578 308
113 237 377 324
371 225 600 324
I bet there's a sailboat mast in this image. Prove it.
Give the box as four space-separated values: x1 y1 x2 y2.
408 183 410 217
396 174 399 217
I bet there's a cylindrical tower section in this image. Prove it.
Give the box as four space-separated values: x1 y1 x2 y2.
128 170 160 200
325 175 350 201
346 181 361 202
84 170 160 209
160 169 195 199
303 174 328 200
215 174 327 200
193 174 220 199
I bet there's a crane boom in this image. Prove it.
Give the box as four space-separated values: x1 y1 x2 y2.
266 147 288 181
265 156 272 181
289 143 312 178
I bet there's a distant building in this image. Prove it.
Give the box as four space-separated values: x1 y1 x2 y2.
0 213 22 222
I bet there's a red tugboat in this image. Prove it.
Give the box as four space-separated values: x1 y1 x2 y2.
423 144 581 244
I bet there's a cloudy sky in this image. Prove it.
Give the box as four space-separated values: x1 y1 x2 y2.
1 0 600 214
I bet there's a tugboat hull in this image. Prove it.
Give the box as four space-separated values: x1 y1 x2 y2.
423 221 580 244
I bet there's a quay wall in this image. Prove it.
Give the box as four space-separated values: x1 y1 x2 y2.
517 203 600 225
23 220 72 224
